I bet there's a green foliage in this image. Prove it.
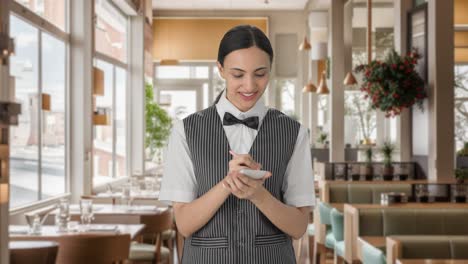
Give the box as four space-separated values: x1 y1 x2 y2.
317 132 328 144
364 148 373 164
455 168 468 182
355 49 427 117
457 142 468 157
145 83 172 156
380 141 395 167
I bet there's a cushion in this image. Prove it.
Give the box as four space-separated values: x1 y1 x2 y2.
450 236 468 258
325 230 336 249
330 208 344 242
129 242 170 261
361 242 386 264
335 241 345 258
329 185 348 203
307 223 315 236
319 202 333 225
348 185 373 204
400 237 451 259
359 209 383 236
162 229 176 241
443 210 468 235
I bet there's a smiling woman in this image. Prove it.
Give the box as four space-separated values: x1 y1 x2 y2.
159 25 315 264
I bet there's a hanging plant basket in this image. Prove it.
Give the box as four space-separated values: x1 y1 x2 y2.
354 49 427 117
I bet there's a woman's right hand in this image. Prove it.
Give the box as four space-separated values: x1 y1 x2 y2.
228 151 261 172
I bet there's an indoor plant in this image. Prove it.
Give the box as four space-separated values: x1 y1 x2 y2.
145 83 172 162
316 132 328 148
456 142 468 168
360 148 374 181
455 168 468 184
355 49 427 117
380 141 395 181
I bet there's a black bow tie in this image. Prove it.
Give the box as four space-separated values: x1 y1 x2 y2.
223 112 259 130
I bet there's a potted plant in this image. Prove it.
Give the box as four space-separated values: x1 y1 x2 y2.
456 142 468 168
380 141 395 181
455 168 468 184
316 132 328 148
355 49 427 117
145 83 172 163
360 148 374 181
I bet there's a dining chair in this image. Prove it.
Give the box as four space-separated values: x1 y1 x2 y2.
129 208 174 264
16 233 131 264
9 241 58 264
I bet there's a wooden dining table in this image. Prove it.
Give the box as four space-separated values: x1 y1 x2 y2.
49 204 169 224
9 224 145 240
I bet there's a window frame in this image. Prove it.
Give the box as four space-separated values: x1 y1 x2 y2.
92 0 130 187
9 0 70 210
454 62 468 151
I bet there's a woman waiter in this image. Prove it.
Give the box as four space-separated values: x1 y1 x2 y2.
159 25 315 264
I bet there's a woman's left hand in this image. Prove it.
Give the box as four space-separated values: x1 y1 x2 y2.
223 170 272 201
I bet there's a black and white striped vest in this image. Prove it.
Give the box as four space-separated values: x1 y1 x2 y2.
181 105 300 264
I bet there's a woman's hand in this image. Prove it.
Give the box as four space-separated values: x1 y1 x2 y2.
222 170 272 201
228 151 261 172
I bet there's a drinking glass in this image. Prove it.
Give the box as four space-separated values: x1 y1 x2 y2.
56 198 70 232
80 199 94 228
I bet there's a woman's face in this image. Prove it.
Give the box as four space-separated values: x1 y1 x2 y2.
217 46 271 112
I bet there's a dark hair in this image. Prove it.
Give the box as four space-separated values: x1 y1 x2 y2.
217 25 274 67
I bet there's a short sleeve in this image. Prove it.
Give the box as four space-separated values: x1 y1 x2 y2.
281 125 316 207
158 120 198 203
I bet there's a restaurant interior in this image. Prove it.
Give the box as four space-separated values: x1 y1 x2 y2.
0 0 467 263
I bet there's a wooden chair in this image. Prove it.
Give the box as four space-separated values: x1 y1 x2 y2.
129 209 173 264
9 241 58 264
15 234 130 264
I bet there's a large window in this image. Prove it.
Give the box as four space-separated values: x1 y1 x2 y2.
15 0 67 31
455 65 468 151
93 60 127 185
93 0 128 186
277 79 297 119
95 0 127 63
344 0 395 148
9 12 67 208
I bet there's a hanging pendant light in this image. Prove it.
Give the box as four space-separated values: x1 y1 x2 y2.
317 71 329 94
343 71 358 86
302 81 317 93
299 36 312 51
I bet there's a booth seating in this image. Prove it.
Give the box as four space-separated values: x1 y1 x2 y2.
320 182 413 204
346 206 468 263
313 182 412 263
386 236 468 264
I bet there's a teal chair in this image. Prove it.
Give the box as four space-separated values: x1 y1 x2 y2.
308 223 315 264
315 202 335 264
361 242 386 264
318 202 335 249
330 208 345 260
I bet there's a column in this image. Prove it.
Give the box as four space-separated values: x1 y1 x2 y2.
69 0 93 201
329 0 346 162
394 0 413 161
130 15 146 176
427 0 455 181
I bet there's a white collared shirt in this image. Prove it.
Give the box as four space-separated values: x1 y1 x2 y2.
159 91 316 207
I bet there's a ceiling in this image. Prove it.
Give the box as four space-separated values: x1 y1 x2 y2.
152 0 310 11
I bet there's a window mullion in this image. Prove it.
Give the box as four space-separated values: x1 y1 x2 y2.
37 30 43 201
112 65 117 178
